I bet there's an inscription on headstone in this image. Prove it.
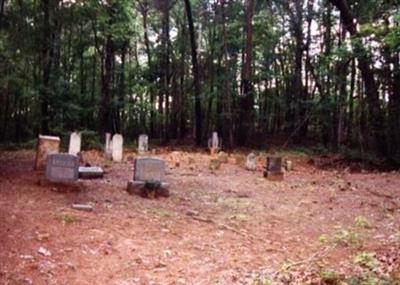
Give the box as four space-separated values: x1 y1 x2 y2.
134 158 165 182
68 132 81 156
112 134 123 162
138 134 149 154
46 154 79 182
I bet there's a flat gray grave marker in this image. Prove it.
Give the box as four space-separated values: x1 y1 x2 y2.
134 158 165 182
46 154 79 182
79 166 104 179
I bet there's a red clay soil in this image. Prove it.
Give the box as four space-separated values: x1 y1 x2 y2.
0 149 399 285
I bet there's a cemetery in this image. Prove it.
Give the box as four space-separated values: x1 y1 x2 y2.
1 0 400 282
0 132 399 284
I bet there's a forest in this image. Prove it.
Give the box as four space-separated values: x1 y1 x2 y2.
1 0 400 162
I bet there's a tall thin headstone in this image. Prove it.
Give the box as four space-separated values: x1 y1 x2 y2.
68 132 81 156
35 135 61 170
112 134 123 162
138 134 149 155
105 133 112 159
208 132 220 155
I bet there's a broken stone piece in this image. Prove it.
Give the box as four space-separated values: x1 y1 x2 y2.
71 203 93 211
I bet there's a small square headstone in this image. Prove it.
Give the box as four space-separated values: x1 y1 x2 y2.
134 158 165 182
264 156 284 181
46 154 79 182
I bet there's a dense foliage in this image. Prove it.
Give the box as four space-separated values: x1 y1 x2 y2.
0 0 399 160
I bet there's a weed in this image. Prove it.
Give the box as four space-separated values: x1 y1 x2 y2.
355 216 371 229
353 252 378 270
58 214 80 224
333 227 362 247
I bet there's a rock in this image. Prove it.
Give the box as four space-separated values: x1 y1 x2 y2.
38 247 51 256
209 159 222 171
217 151 229 163
245 152 257 171
71 203 93 211
284 159 293 171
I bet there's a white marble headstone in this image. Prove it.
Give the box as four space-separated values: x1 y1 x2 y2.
138 134 149 154
112 134 123 162
211 132 219 149
68 132 81 156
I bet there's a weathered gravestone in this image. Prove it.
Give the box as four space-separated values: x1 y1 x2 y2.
46 153 79 182
35 135 61 170
112 134 123 162
78 166 104 179
127 158 169 198
105 133 112 159
245 152 257 171
208 132 221 155
263 156 284 181
68 132 81 156
138 134 149 155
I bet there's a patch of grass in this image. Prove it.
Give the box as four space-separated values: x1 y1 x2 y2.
333 227 362 247
353 252 378 270
216 197 253 209
57 213 80 224
319 270 342 285
149 207 175 218
354 216 371 229
394 231 400 243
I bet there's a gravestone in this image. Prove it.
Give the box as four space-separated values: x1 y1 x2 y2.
35 135 61 170
245 152 257 171
79 166 104 179
134 158 165 182
138 134 149 154
208 132 221 155
46 153 79 182
112 134 123 162
68 132 81 156
263 156 284 181
105 133 112 159
127 158 169 198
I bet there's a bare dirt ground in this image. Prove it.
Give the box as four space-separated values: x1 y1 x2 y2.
0 149 399 285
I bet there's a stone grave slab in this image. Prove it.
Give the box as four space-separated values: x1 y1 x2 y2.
134 157 165 182
46 153 79 182
78 166 104 179
35 135 60 170
127 158 169 198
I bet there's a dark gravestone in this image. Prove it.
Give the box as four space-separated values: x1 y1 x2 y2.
264 156 284 181
134 158 165 182
127 158 169 198
46 154 79 182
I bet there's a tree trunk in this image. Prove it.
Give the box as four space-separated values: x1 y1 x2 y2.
329 0 386 155
237 0 254 146
184 0 202 145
